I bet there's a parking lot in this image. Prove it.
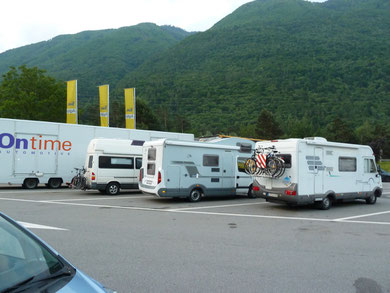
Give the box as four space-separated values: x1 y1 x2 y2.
1 183 390 293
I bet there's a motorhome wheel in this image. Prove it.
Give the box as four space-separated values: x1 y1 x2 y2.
365 194 377 204
188 189 202 202
317 196 331 210
247 185 256 198
106 182 120 195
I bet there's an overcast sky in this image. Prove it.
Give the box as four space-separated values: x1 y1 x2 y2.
0 0 327 54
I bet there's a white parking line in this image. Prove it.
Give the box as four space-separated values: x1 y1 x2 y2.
18 221 68 231
1 197 390 226
46 195 154 202
334 210 390 221
169 201 268 211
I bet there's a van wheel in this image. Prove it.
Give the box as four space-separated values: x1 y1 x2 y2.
48 178 62 189
247 184 256 198
317 196 331 210
106 183 120 195
188 189 202 202
365 194 377 204
23 178 38 189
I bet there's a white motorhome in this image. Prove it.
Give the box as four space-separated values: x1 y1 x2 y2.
139 137 256 202
84 139 143 195
0 118 194 189
252 137 383 209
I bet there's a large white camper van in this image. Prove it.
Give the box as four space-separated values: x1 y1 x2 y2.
84 139 144 195
139 137 256 202
252 137 383 209
0 118 194 189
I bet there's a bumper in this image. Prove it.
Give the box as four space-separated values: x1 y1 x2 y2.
253 182 313 205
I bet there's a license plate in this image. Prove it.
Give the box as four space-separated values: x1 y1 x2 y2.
268 193 278 198
146 180 153 185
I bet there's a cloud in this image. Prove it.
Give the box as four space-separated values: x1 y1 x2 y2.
0 0 327 53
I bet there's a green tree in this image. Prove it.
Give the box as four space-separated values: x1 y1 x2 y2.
325 118 356 143
255 109 283 140
0 65 66 122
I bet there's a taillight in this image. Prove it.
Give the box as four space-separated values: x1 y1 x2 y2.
285 190 296 196
158 171 161 184
253 186 260 191
139 169 142 182
91 172 96 181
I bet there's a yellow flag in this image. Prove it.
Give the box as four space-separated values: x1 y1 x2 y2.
124 88 136 129
66 80 77 124
99 85 109 127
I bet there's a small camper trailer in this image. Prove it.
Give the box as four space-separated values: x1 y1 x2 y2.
252 137 383 209
139 138 255 202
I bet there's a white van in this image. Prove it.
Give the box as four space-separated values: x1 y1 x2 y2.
139 137 256 202
84 138 143 195
252 137 383 209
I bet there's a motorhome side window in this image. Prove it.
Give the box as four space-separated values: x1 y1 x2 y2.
339 157 357 172
364 158 376 173
99 156 134 169
237 157 247 172
148 148 156 161
88 156 93 168
276 154 292 168
203 155 219 167
238 143 252 153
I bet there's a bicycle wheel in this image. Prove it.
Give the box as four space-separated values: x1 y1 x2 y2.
69 176 75 188
244 158 257 175
274 157 286 178
81 177 87 190
266 157 279 177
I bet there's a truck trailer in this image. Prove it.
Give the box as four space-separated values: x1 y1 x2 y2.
0 118 194 189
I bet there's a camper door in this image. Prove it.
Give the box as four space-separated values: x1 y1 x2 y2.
222 151 235 188
308 147 325 194
362 157 377 191
165 166 181 190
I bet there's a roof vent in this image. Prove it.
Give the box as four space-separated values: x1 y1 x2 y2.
304 137 327 142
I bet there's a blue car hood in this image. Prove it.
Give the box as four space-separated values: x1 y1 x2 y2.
58 270 107 293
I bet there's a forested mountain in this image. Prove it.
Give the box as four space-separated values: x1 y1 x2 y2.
118 0 390 135
0 23 192 98
0 0 389 141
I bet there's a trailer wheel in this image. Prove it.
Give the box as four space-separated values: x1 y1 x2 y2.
106 182 120 195
317 196 331 210
247 184 256 198
23 178 39 189
48 178 62 189
365 193 377 204
188 189 202 202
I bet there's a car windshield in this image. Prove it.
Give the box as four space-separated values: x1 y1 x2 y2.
0 214 64 292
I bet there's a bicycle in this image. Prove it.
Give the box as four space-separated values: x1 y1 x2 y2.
245 146 286 178
69 167 87 190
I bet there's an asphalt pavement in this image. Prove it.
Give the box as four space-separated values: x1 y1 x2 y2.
0 184 390 293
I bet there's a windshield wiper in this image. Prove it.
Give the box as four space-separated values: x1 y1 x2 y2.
31 269 73 283
2 269 73 293
2 276 35 293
